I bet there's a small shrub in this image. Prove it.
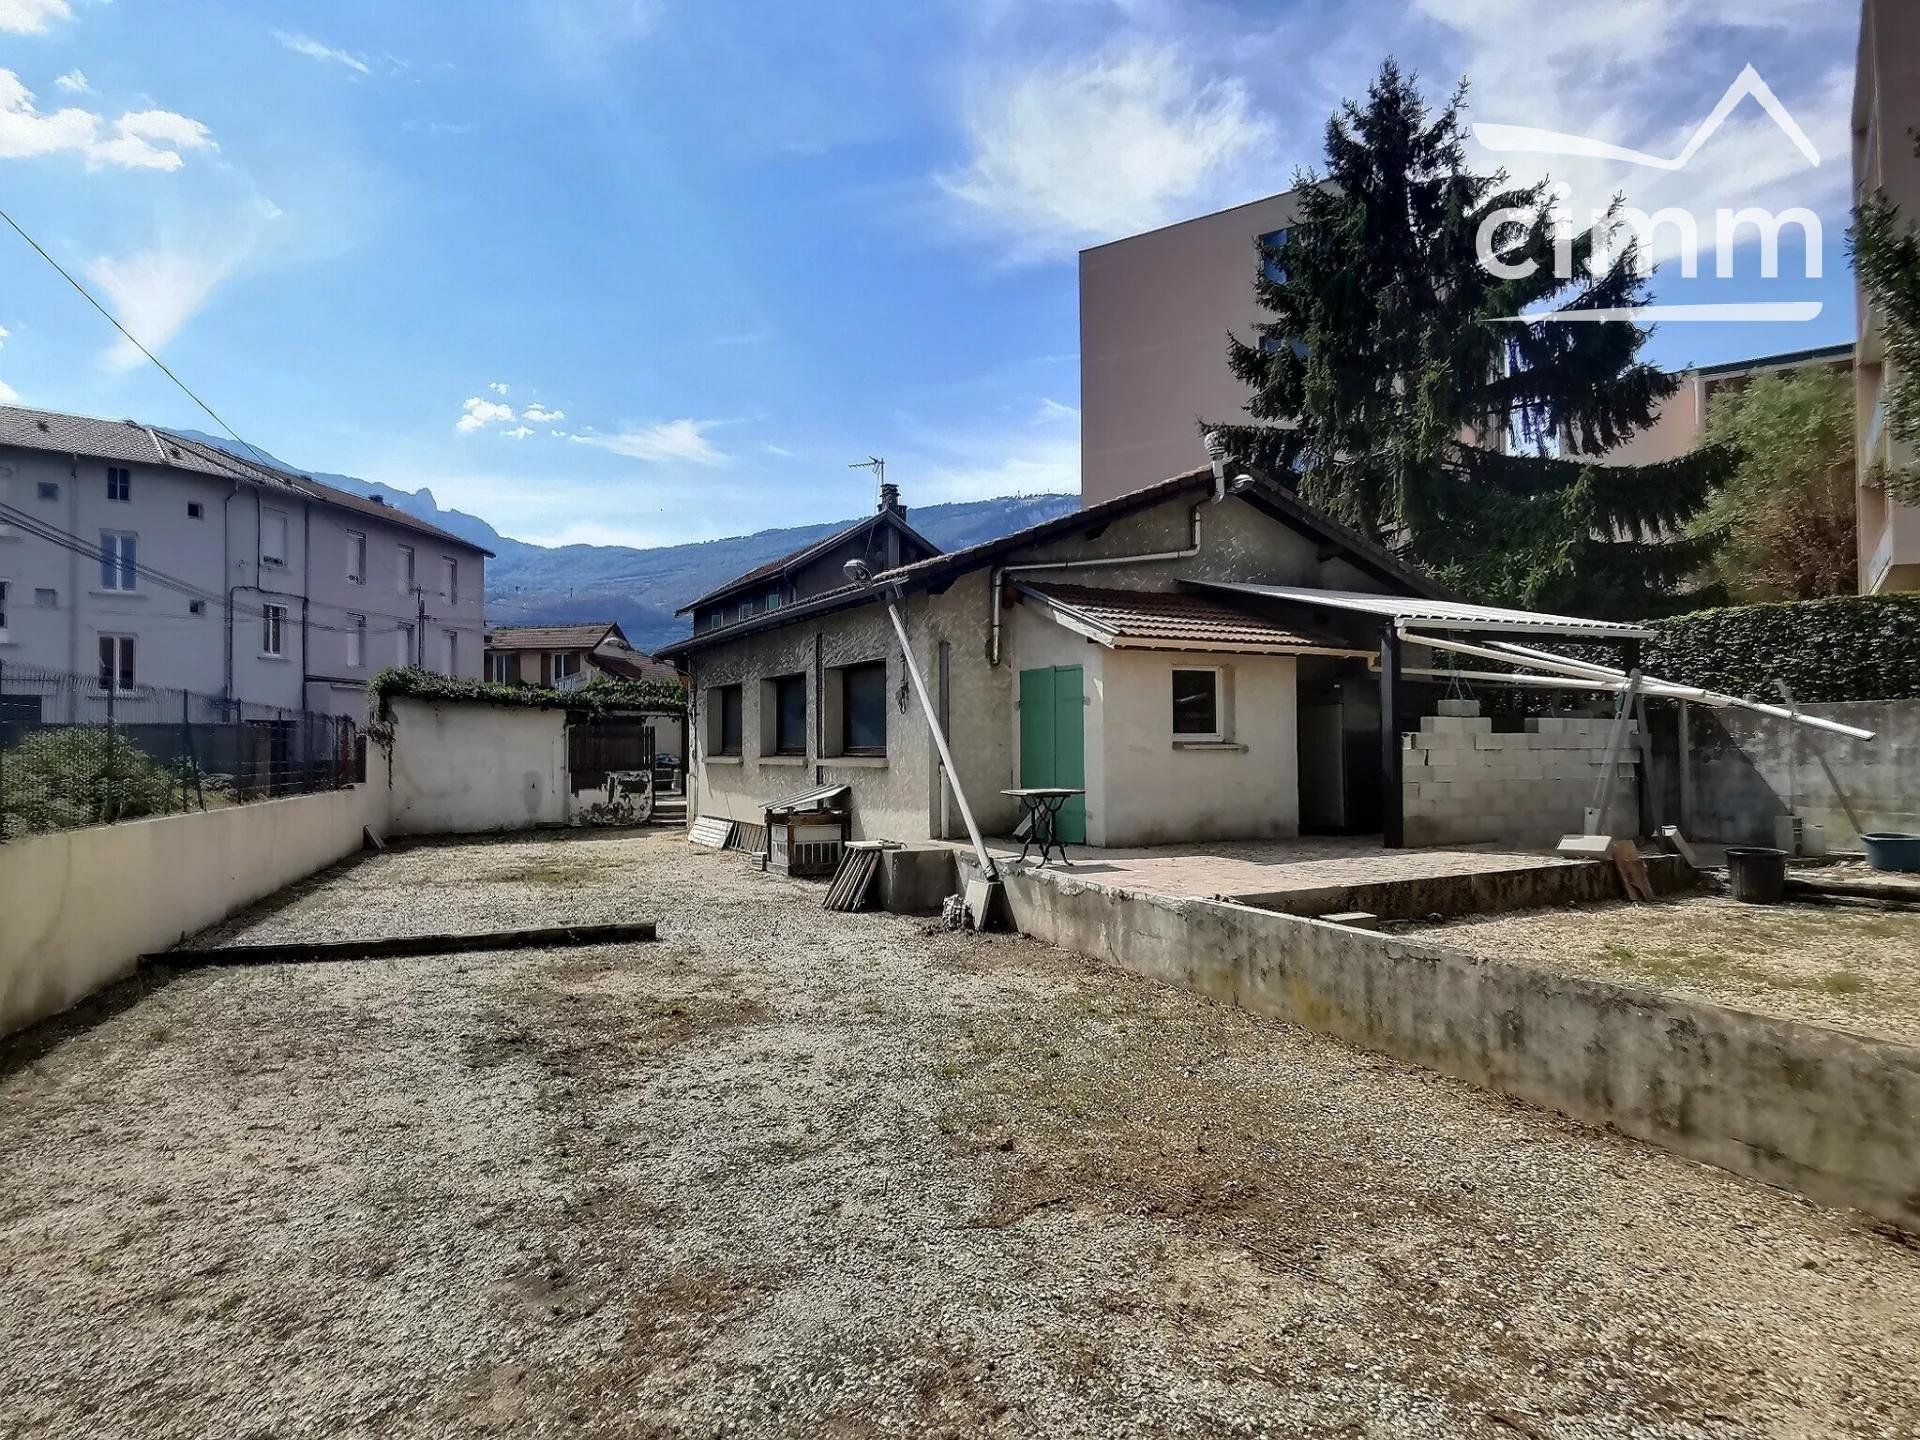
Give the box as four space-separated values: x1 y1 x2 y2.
0 728 179 836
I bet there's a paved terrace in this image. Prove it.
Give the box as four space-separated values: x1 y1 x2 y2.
4 831 1918 1438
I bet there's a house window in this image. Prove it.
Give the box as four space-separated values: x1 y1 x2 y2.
397 544 415 595
187 501 204 519
709 684 743 755
188 598 204 615
98 634 135 691
346 531 366 584
442 557 458 604
398 622 415 666
772 673 806 755
262 603 287 657
738 599 754 623
346 614 366 668
444 629 458 672
840 661 887 755
1259 227 1290 284
261 508 289 566
1171 667 1223 742
487 651 514 684
765 589 783 612
37 480 58 501
99 531 137 591
550 651 581 682
35 587 57 609
106 467 130 502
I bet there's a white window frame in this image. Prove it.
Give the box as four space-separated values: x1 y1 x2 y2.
442 557 459 604
99 531 137 592
261 508 289 567
346 531 366 585
487 651 514 684
98 633 136 692
261 603 287 658
1170 666 1226 743
397 544 415 595
551 651 581 682
346 613 366 669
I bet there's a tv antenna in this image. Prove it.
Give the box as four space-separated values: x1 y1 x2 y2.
849 454 885 498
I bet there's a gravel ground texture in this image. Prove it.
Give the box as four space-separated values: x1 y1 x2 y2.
4 830 1920 1440
1404 895 1920 1048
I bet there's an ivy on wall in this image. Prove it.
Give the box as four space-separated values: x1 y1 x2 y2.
367 667 687 716
1643 595 1920 704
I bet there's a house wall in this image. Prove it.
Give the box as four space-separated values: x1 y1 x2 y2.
1080 191 1306 503
0 748 390 1037
384 697 570 835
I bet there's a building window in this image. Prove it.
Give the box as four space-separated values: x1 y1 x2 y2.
765 589 783 612
99 531 137 591
188 599 204 615
550 652 581 682
709 684 743 756
771 673 806 755
840 661 887 755
487 651 514 684
35 587 57 609
397 544 415 595
444 629 458 672
98 634 135 691
1259 227 1290 285
187 501 204 519
347 531 366 584
262 603 287 657
1171 667 1223 742
738 599 754 623
347 614 366 668
261 508 289 566
442 557 458 604
106 467 130 502
37 480 58 501
398 622 415 666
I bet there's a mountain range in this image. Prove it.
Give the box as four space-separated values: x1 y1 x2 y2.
176 432 1078 652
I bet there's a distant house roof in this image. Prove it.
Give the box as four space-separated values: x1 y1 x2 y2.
1016 583 1367 656
0 403 492 556
656 467 1447 662
676 507 942 615
486 622 627 651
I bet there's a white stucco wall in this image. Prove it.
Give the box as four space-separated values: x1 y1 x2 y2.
385 698 569 835
0 751 390 1037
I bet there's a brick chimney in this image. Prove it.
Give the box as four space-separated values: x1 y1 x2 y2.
878 481 902 518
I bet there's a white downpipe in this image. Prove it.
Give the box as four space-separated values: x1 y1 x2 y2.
881 594 996 880
987 504 1203 666
1401 631 1877 742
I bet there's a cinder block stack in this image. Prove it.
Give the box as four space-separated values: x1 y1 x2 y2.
1401 701 1638 848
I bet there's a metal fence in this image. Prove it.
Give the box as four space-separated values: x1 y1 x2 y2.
0 661 363 842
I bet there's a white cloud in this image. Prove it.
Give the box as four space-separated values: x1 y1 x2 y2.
0 0 70 36
87 241 247 370
940 42 1273 257
503 425 534 439
456 396 516 433
0 378 18 403
898 397 1081 504
1034 397 1079 425
54 69 90 94
521 403 564 423
0 323 9 349
0 70 214 171
571 418 729 466
760 442 795 458
488 380 509 395
549 428 568 438
274 31 372 77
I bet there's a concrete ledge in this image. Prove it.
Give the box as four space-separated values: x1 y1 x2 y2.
877 846 959 916
963 855 1920 1231
1230 853 1696 921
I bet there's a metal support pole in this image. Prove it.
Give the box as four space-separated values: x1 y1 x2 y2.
1587 670 1642 836
1380 625 1403 849
1677 699 1694 839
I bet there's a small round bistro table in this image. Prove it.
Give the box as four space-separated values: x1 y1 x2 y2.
1001 788 1085 867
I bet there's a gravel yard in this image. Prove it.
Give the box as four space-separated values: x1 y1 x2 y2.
4 830 1920 1439
1404 895 1920 1048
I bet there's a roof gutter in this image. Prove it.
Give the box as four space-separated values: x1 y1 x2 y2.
988 502 1204 667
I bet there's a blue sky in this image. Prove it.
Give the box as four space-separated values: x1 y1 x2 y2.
0 0 1863 548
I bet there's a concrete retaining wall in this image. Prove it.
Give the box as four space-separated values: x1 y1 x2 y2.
1235 853 1695 921
0 751 390 1037
971 859 1920 1230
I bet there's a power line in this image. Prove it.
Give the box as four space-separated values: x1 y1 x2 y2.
0 206 277 471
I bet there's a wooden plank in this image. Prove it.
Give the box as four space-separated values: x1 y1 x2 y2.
824 847 881 911
149 922 658 968
689 816 734 849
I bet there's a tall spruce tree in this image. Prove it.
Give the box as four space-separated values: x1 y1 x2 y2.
1209 61 1728 618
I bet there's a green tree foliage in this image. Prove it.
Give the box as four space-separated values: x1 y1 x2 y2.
1851 185 1920 505
0 728 177 837
1695 368 1857 601
1210 60 1729 617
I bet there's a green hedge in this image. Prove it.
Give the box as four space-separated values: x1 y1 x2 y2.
368 667 686 716
1644 595 1920 703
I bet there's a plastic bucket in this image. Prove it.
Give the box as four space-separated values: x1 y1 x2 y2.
1726 846 1788 904
1861 832 1920 873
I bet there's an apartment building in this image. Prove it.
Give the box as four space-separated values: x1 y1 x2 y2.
1854 0 1920 593
1596 344 1855 467
0 405 488 724
1080 189 1306 505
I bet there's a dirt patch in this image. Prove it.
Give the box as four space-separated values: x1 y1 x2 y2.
1407 895 1920 1046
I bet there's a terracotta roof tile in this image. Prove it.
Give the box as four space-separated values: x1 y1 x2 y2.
1018 583 1361 653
